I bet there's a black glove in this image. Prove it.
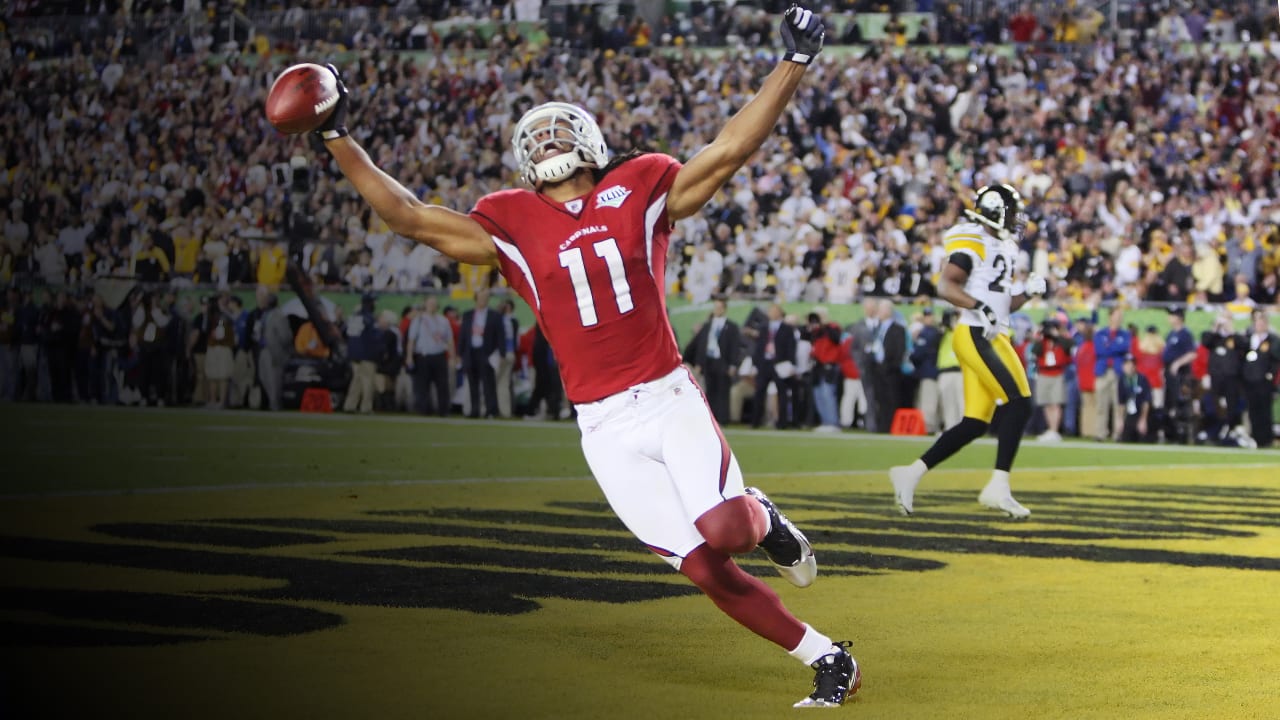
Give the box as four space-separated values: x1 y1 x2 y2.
780 5 825 65
314 63 350 141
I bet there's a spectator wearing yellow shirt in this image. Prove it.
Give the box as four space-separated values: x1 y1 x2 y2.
1053 12 1079 43
130 235 170 283
256 241 287 288
172 223 201 277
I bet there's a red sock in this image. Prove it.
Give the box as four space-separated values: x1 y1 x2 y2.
680 544 805 650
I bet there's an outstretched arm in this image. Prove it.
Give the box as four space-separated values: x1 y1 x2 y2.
667 6 825 221
323 138 497 266
312 66 498 267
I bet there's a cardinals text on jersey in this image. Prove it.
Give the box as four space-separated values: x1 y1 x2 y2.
944 221 1018 331
469 154 683 404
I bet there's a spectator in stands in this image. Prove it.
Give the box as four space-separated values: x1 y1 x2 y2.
1157 241 1197 304
1007 4 1040 43
685 242 725 304
6 3 1280 423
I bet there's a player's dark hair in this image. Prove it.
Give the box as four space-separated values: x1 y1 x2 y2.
592 149 652 183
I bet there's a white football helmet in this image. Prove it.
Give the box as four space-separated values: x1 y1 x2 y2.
511 102 609 188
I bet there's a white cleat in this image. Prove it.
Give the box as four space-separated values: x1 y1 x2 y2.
888 466 920 516
978 486 1031 519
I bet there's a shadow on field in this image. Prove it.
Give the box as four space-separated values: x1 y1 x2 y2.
3 483 1277 648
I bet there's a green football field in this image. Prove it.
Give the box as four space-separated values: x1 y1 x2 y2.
2 404 1279 719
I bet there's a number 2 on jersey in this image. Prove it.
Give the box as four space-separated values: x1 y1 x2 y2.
559 238 635 327
988 254 1009 292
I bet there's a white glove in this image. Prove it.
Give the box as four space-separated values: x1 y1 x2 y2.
974 301 1000 341
1025 272 1048 296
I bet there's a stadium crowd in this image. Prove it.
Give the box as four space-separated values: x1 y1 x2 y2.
1 1 1278 445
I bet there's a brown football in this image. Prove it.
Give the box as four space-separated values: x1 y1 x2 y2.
265 63 340 135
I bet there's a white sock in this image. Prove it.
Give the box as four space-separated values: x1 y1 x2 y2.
909 459 928 478
986 469 1011 494
788 624 836 666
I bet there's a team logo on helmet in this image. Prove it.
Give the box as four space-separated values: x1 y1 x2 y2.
964 184 1027 241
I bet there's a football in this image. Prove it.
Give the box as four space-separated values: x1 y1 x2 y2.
265 63 340 135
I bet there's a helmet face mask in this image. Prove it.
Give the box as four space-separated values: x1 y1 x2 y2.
965 184 1026 240
512 102 610 188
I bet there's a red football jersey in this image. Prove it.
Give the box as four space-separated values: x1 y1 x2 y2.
469 154 684 403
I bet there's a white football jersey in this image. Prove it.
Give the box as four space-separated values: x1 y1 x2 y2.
943 221 1023 331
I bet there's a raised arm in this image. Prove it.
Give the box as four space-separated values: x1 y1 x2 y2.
666 6 825 221
313 68 498 267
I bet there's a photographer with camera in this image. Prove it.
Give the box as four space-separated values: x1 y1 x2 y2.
1028 317 1073 442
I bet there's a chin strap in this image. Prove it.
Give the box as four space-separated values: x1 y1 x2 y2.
533 153 582 186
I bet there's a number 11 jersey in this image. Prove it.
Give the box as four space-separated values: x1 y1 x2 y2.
469 154 684 404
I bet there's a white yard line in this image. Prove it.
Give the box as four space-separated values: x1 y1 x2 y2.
3 462 1277 501
19 406 1280 457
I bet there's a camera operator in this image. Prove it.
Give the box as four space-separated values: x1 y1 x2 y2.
1028 318 1073 442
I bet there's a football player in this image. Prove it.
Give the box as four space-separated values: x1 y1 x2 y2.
888 184 1047 519
309 5 858 708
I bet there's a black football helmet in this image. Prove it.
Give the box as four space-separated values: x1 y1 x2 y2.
964 183 1026 241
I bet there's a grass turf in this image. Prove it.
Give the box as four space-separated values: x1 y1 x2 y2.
2 404 1279 719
